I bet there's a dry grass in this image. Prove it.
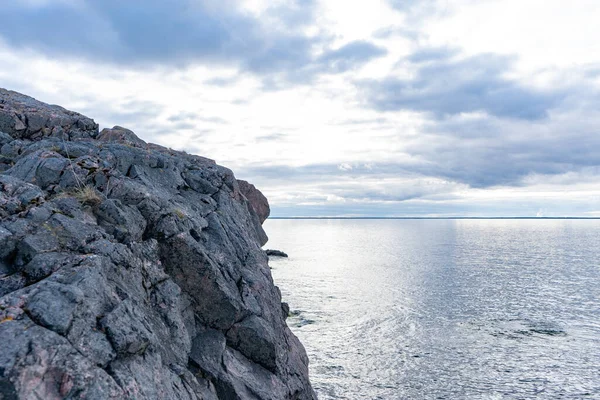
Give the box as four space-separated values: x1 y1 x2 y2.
174 209 186 219
73 185 103 206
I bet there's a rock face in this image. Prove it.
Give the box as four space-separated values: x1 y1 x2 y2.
0 89 316 400
237 180 270 224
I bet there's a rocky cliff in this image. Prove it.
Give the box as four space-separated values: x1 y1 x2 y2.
0 89 316 400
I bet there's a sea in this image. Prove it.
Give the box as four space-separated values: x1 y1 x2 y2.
264 219 600 400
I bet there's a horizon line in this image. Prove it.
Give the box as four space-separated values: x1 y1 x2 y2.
268 216 600 220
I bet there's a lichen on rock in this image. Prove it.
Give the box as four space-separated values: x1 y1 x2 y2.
0 88 316 399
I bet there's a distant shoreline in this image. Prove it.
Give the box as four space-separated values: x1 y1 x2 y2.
269 217 600 220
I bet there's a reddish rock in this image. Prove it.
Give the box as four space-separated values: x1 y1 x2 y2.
237 180 270 224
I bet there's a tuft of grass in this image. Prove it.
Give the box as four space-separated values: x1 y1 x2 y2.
73 185 103 206
174 209 186 219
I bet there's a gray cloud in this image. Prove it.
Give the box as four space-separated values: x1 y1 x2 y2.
317 41 388 73
387 0 448 25
388 0 431 11
244 151 600 217
0 0 384 85
167 112 227 128
171 121 197 130
198 116 228 125
267 0 318 27
203 76 239 87
241 162 600 217
167 112 199 123
3 0 599 217
373 26 421 41
0 0 321 78
256 40 387 88
256 133 287 141
1 1 243 65
187 129 215 140
240 91 600 191
407 46 459 63
360 53 565 120
410 113 600 187
584 65 600 78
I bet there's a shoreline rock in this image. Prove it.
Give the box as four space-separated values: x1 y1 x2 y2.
266 249 289 258
0 88 316 399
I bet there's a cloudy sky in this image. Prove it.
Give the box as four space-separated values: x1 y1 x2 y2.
1 0 599 217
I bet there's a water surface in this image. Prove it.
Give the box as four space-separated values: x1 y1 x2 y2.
265 219 600 399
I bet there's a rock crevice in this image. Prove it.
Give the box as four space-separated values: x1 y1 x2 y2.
0 88 315 400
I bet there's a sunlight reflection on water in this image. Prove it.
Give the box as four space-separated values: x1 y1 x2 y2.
266 219 600 399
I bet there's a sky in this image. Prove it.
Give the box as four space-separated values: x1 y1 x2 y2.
1 0 599 217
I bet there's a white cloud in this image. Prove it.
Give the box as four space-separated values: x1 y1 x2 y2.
1 0 599 216
424 0 600 73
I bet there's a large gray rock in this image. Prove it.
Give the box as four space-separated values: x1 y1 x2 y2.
97 126 147 148
0 88 98 140
0 89 315 400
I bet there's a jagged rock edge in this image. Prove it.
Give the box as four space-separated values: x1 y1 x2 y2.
0 88 316 400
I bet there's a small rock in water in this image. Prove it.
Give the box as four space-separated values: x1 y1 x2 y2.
266 249 288 257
